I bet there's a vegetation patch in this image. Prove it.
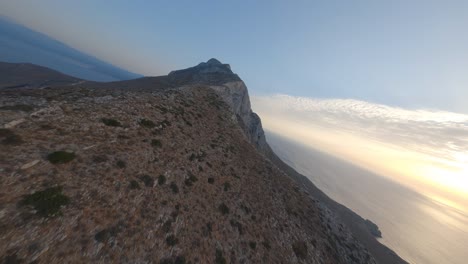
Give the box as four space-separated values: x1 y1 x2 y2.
158 175 167 185
166 234 178 246
208 178 214 184
170 182 179 194
0 129 23 145
262 240 271 250
160 256 186 264
116 160 126 168
223 182 231 192
139 174 154 187
101 118 121 127
249 241 257 250
94 226 119 243
184 173 198 186
151 139 162 148
139 118 156 128
129 180 140 190
218 203 229 215
230 219 243 235
215 249 226 264
20 186 70 217
47 151 76 164
162 219 172 233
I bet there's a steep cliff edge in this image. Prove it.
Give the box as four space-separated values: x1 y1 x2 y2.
153 59 407 264
0 60 404 264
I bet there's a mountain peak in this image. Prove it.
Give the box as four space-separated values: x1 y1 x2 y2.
206 58 222 65
167 59 237 85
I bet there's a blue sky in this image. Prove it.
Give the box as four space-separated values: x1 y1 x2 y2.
1 0 468 113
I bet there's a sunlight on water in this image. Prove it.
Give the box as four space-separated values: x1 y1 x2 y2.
252 95 468 264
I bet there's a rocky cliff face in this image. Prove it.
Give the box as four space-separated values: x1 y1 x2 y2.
167 59 269 152
0 60 403 264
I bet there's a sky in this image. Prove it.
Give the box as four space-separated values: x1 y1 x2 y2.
1 0 468 113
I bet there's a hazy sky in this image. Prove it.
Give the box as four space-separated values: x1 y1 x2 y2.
1 1 468 113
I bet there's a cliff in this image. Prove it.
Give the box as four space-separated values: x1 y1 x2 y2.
0 60 404 263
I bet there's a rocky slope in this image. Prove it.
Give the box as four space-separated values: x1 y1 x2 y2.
0 60 403 263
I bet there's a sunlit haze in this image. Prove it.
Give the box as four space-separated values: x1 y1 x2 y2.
252 95 468 213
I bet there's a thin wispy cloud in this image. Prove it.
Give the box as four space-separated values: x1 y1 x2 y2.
252 94 468 211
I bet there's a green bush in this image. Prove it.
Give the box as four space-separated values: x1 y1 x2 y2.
249 241 257 250
184 173 198 186
101 118 121 127
116 160 126 168
215 249 226 264
218 203 229 215
139 175 154 187
158 175 166 185
139 119 156 128
47 151 76 164
0 129 23 145
130 180 140 190
162 219 172 233
20 186 70 217
170 182 179 194
166 234 178 246
208 178 214 184
151 139 162 148
223 182 231 192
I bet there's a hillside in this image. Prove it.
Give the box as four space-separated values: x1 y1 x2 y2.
0 60 403 263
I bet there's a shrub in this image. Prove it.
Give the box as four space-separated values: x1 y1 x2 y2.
174 256 186 264
184 173 198 186
249 241 257 250
218 203 229 215
166 234 178 246
20 186 70 217
170 182 179 194
230 219 243 235
47 151 76 164
223 182 231 192
215 249 226 264
151 139 162 148
139 119 156 128
101 118 121 127
94 227 117 243
116 160 126 168
162 219 172 233
0 129 23 145
158 175 166 185
139 175 154 187
292 241 308 259
130 180 140 189
208 178 214 184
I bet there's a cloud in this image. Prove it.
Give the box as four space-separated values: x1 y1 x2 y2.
251 94 468 211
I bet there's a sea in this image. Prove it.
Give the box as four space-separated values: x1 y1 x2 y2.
266 131 468 264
